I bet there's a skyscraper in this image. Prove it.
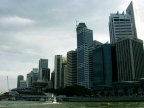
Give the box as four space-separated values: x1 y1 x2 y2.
116 37 144 81
89 40 103 88
39 59 48 70
66 50 77 86
27 68 39 87
93 44 117 87
54 55 63 89
17 75 24 88
109 2 137 43
40 68 50 82
32 68 39 83
76 23 93 88
39 59 48 80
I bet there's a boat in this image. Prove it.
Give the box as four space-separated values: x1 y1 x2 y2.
52 97 57 103
43 97 60 104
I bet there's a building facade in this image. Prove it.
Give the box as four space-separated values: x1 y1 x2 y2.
109 2 137 44
27 68 39 87
116 37 144 81
38 59 49 81
109 12 134 43
19 80 27 88
39 59 48 69
17 75 24 88
54 55 63 89
93 44 117 87
66 50 77 86
76 23 93 88
40 68 50 82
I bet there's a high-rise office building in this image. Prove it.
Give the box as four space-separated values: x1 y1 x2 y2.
76 23 93 88
116 37 144 81
54 55 63 89
40 68 50 82
31 68 39 83
39 59 48 69
17 75 24 88
39 59 49 81
89 40 103 88
66 50 77 86
109 2 137 43
27 68 39 87
93 44 117 87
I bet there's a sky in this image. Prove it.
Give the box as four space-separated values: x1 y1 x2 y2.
0 0 144 92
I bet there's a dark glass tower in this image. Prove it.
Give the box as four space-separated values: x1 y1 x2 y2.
93 44 117 87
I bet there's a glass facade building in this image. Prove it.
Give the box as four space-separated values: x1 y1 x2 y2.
93 44 117 87
76 23 93 88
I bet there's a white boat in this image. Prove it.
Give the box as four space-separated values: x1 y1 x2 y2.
43 97 60 104
52 97 57 103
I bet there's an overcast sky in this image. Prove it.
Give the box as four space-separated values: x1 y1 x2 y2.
0 0 143 92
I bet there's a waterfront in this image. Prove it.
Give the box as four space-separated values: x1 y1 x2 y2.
0 101 144 108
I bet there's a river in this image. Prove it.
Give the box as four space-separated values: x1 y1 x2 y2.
0 101 144 108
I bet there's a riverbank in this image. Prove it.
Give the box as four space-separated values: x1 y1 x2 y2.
0 101 144 108
62 96 144 102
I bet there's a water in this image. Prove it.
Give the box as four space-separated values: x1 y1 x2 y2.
0 101 144 108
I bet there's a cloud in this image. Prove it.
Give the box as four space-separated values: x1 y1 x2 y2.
0 16 36 27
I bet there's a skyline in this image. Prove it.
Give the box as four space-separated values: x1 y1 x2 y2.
0 0 144 92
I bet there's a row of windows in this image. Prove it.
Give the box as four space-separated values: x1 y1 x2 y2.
114 21 131 24
113 19 131 21
114 24 132 27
